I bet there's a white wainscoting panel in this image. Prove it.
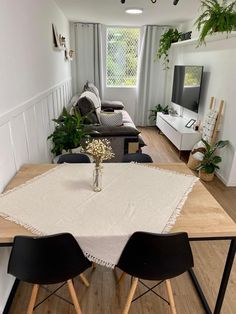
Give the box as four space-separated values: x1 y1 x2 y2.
0 78 72 193
24 106 40 164
10 113 29 170
0 124 16 193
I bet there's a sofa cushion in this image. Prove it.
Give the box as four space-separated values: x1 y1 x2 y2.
83 81 100 98
100 111 123 127
76 91 101 124
101 100 124 110
84 125 140 137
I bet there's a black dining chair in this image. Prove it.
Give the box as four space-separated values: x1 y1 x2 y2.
116 231 194 314
8 233 92 314
122 153 153 163
57 153 91 164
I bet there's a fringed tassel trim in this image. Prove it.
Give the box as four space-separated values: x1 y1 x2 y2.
131 162 198 179
162 176 199 233
84 252 115 269
0 212 45 236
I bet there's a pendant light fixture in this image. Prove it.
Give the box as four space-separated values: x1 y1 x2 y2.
121 0 180 5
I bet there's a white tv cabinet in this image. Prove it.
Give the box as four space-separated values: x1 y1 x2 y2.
156 112 201 152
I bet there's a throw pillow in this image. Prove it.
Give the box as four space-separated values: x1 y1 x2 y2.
77 91 101 124
99 111 123 127
83 81 100 98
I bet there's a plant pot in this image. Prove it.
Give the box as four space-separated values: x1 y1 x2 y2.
187 154 201 170
199 169 214 182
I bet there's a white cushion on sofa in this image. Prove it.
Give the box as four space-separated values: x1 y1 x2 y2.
100 111 123 126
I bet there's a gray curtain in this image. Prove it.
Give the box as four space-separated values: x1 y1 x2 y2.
135 26 168 126
71 23 104 97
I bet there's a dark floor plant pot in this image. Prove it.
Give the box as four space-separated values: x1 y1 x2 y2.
199 169 214 182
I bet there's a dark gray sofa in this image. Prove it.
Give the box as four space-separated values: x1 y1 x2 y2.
70 83 145 162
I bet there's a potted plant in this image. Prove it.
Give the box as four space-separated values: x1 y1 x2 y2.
47 107 90 156
195 0 236 46
149 104 169 122
156 28 181 69
196 139 229 181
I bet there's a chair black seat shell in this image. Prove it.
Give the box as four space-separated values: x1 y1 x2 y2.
122 153 153 163
8 233 92 314
116 231 193 314
57 153 90 164
117 231 193 281
8 233 91 284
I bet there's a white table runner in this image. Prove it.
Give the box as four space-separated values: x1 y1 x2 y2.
0 163 198 268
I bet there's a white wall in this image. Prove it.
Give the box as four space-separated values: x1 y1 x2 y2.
103 87 136 119
165 21 236 186
0 1 72 311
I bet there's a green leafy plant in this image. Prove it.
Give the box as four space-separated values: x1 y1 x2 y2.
196 139 229 173
195 0 236 46
156 28 181 69
149 104 169 122
47 107 89 156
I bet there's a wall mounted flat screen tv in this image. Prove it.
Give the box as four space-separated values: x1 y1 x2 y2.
171 65 204 113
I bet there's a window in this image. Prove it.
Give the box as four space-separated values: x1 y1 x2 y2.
106 27 140 87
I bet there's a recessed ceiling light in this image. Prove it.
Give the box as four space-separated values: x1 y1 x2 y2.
125 8 143 15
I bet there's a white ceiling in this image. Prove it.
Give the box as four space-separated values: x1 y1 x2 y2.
55 0 201 26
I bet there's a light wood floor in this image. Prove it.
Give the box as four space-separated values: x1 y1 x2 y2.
9 127 236 314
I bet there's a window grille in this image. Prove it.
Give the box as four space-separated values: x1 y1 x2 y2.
106 27 140 87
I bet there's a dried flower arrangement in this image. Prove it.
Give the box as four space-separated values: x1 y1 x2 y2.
82 139 115 166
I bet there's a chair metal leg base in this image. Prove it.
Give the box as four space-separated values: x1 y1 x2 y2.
133 280 168 304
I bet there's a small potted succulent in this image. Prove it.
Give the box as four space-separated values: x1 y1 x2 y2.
195 0 236 46
157 28 181 69
196 139 229 181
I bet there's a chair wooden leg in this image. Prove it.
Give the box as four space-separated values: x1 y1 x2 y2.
27 284 39 314
118 271 126 284
79 273 90 287
165 280 177 314
67 279 82 314
122 277 138 314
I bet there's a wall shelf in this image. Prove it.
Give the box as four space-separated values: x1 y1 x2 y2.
172 31 236 47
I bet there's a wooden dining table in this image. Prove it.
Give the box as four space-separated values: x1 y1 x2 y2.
0 163 236 314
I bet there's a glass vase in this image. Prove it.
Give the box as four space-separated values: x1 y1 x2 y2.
93 165 102 192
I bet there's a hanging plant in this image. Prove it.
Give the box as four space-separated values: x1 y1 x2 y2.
156 28 181 69
195 0 236 46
